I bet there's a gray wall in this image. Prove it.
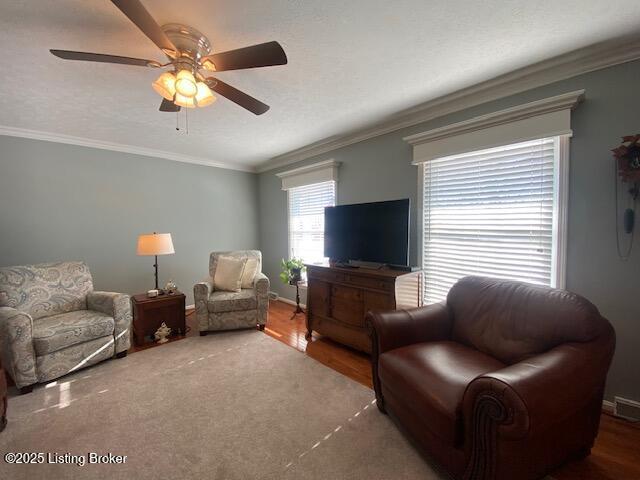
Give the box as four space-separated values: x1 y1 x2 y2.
0 136 259 305
1 60 638 403
259 59 640 403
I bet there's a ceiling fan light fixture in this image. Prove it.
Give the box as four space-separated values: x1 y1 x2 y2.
195 82 216 107
152 71 176 100
174 92 196 108
50 0 286 117
201 59 217 71
175 69 197 98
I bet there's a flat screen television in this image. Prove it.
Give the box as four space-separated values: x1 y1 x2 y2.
324 199 410 266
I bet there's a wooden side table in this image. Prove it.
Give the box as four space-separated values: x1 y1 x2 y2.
131 292 186 346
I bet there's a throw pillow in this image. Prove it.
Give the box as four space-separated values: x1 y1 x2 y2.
214 256 247 292
241 257 259 289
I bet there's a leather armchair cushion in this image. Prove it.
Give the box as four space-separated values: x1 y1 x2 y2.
448 276 607 364
379 341 504 445
208 289 257 313
33 310 114 355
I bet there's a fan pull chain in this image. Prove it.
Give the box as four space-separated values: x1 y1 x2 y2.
175 110 179 131
185 105 189 135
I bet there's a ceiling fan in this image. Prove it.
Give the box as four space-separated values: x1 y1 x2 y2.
50 0 287 115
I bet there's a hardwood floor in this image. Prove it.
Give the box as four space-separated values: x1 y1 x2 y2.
264 300 372 388
265 300 640 480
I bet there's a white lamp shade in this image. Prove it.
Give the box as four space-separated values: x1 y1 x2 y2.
175 69 197 98
174 92 196 108
195 82 216 107
137 233 175 256
152 72 177 101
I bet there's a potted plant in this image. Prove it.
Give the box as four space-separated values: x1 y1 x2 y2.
280 258 306 285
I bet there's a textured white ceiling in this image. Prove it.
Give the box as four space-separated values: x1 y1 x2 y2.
2 0 640 170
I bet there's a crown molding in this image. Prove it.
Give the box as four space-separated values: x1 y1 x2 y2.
403 89 584 146
258 33 640 173
276 159 340 190
275 159 340 178
0 126 255 173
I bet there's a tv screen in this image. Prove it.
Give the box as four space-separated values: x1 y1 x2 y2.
324 199 410 266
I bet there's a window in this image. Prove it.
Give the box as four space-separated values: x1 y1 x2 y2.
421 136 568 304
288 181 336 264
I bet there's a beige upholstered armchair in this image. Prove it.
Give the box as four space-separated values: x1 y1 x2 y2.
0 261 131 393
194 250 269 334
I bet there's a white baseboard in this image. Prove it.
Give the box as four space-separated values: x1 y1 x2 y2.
276 296 307 309
186 304 195 310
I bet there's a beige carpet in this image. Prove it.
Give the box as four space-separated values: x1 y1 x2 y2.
1 330 450 480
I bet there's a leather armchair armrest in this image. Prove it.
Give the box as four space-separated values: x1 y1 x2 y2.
366 303 453 413
462 325 616 442
0 307 38 388
87 291 132 353
366 303 453 355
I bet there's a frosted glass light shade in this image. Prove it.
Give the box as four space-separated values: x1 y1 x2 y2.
174 93 196 108
175 69 197 98
137 233 175 256
195 82 216 107
152 72 176 100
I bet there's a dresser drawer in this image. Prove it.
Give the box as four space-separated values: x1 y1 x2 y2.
364 290 395 313
345 274 394 292
331 285 363 302
331 298 365 327
308 280 330 318
308 268 347 285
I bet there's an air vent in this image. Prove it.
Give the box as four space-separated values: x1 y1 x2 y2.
614 396 640 422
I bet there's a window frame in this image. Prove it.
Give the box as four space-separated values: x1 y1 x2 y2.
286 180 337 266
417 135 570 303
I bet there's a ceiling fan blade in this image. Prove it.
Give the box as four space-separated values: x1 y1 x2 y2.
206 78 270 115
50 49 161 67
159 98 180 112
111 0 177 57
201 41 287 72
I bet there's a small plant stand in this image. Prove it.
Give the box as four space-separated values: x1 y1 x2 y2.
290 280 305 319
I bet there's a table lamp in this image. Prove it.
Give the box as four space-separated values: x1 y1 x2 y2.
136 232 175 290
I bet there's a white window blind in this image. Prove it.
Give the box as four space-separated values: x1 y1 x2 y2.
422 137 563 304
288 181 336 264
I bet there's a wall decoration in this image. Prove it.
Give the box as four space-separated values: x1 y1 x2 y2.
164 279 177 294
612 135 639 259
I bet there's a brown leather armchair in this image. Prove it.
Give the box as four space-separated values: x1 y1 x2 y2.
367 276 615 480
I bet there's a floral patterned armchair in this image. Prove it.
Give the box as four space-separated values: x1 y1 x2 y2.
0 261 131 393
194 250 269 334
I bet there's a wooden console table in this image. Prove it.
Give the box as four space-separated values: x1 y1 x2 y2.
131 292 186 346
306 264 422 353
